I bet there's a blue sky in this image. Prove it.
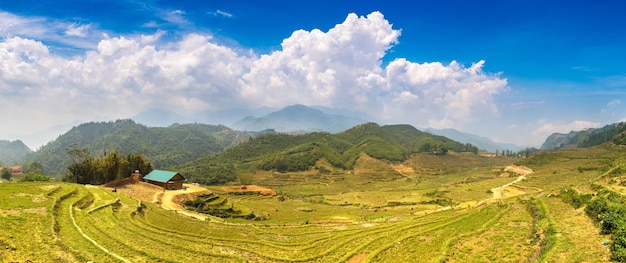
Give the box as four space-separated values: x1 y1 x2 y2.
1 0 624 148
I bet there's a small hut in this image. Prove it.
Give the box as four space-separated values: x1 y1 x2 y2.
142 170 187 190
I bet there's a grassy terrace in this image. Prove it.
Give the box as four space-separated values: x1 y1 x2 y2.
1 146 621 262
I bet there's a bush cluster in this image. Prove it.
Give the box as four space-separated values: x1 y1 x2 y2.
560 187 626 261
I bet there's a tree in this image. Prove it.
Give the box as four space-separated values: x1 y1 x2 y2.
101 150 125 183
30 162 44 174
1 167 11 181
125 153 153 176
63 148 153 185
236 172 254 185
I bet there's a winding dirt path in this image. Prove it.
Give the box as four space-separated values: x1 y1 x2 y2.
491 165 533 199
158 184 213 221
116 182 216 221
491 175 527 199
160 184 207 210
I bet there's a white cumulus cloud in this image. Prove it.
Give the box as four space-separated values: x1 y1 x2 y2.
0 11 509 143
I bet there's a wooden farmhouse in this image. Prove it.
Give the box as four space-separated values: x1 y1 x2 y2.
142 170 187 190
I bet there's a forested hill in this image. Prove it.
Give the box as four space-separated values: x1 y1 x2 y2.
30 119 268 176
0 140 32 165
177 122 479 185
541 122 626 150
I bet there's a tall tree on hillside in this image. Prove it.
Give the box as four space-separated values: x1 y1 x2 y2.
101 151 125 183
63 147 154 184
1 167 11 181
30 162 44 174
125 153 153 176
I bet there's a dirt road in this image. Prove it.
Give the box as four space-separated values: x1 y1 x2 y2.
491 165 533 199
491 175 527 199
115 182 215 221
157 184 213 221
504 165 533 176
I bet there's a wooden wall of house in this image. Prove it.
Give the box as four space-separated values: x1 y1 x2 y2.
172 173 185 181
170 182 183 189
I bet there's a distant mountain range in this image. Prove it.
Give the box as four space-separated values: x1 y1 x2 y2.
134 105 523 153
6 120 82 151
7 104 587 179
540 122 626 150
0 140 32 165
131 107 276 127
231 104 368 133
425 128 527 152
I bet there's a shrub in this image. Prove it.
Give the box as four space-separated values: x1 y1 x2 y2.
600 211 625 234
586 197 609 220
558 188 592 209
20 172 52 182
612 227 626 261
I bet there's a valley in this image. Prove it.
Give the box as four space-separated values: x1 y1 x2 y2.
1 119 625 261
1 143 624 262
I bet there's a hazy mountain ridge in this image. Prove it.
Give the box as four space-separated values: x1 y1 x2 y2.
231 104 368 133
425 128 526 152
132 107 275 127
0 140 33 165
541 122 626 150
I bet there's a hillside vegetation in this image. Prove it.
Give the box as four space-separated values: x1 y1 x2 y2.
0 140 32 165
177 123 480 185
541 122 626 150
28 120 266 176
2 142 624 262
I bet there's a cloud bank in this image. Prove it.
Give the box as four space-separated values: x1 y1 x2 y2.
0 11 508 137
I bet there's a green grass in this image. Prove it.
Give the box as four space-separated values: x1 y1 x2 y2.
1 146 622 262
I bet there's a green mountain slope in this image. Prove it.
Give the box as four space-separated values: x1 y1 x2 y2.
30 119 266 176
178 122 479 185
541 122 626 150
0 140 32 165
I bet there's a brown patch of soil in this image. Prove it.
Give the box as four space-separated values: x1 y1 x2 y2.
116 182 163 203
14 193 47 203
347 253 367 263
505 165 533 176
31 194 47 203
39 185 59 191
389 164 414 176
508 221 528 227
103 173 143 188
0 207 47 216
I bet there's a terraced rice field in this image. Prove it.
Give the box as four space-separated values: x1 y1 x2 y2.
2 147 622 262
0 181 611 262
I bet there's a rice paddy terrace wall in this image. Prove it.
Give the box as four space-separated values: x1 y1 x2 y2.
0 182 612 262
1 146 622 262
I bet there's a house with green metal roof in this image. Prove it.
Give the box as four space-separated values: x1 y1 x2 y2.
142 169 187 189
